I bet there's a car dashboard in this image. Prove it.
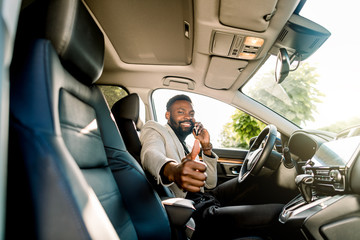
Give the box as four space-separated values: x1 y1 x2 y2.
279 126 360 239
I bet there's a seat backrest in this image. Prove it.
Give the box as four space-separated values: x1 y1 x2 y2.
112 94 174 198
111 93 143 163
8 0 171 239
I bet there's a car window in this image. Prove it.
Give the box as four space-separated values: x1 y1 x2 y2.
98 85 128 109
152 89 265 149
99 85 146 123
242 0 360 133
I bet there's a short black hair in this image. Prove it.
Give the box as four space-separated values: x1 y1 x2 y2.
166 94 192 111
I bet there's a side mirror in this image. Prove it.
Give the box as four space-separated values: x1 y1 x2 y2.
275 48 290 84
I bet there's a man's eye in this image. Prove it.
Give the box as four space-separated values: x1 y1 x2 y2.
178 111 184 114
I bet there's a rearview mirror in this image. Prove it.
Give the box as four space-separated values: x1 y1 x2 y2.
275 48 290 84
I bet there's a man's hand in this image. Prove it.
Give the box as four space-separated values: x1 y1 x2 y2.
162 140 207 192
193 122 213 156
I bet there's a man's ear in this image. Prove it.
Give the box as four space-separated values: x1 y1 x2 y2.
165 111 170 120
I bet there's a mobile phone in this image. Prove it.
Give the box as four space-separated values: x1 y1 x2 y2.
194 124 200 136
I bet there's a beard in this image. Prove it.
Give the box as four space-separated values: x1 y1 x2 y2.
169 117 194 140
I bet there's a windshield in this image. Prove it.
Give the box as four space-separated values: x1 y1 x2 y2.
242 0 360 133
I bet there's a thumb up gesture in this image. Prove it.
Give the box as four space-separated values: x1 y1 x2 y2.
186 139 201 161
163 140 207 192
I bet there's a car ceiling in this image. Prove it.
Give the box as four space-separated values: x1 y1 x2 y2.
84 0 301 103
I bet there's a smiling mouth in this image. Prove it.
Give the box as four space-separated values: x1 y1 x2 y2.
180 122 193 128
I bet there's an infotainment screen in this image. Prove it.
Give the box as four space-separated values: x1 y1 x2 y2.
312 136 360 167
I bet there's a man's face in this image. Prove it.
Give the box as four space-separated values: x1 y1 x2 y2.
166 100 195 137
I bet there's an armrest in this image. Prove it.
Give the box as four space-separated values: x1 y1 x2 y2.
162 198 195 227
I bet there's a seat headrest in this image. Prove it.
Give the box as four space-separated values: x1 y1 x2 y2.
112 93 142 130
18 0 104 85
46 0 104 84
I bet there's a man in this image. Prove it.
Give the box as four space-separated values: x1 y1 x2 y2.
140 94 218 198
140 94 284 239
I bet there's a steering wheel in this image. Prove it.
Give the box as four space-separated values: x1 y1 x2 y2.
238 124 278 183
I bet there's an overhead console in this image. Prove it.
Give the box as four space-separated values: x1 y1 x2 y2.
203 0 300 90
205 31 264 89
211 31 265 60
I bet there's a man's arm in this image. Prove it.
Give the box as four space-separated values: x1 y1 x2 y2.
140 122 209 193
140 125 176 185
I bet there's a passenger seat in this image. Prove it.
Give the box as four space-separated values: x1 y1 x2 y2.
8 0 173 239
112 94 174 198
111 93 143 163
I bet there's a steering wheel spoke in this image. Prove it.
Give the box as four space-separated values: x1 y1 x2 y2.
247 148 263 169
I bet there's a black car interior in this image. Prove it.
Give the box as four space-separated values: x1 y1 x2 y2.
7 0 193 239
277 129 360 239
6 0 360 240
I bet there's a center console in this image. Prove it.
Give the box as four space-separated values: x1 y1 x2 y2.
280 194 342 226
279 135 360 239
279 193 360 239
305 166 346 193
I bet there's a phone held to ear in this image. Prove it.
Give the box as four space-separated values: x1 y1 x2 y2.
193 124 200 136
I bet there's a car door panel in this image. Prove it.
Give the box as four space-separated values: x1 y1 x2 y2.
213 148 247 184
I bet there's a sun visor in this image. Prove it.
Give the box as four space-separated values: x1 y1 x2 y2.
86 0 193 65
219 0 278 32
205 57 248 90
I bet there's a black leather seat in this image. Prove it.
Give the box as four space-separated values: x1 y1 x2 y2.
112 94 174 198
8 0 172 239
112 93 143 163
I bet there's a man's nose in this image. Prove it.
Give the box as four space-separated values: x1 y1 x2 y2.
184 114 193 120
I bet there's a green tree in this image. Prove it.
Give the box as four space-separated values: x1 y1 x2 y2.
220 111 266 149
249 62 324 126
220 62 323 148
98 85 128 109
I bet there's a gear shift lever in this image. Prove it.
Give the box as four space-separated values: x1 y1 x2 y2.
295 174 314 203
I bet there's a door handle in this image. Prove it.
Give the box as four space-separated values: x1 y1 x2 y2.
230 166 240 175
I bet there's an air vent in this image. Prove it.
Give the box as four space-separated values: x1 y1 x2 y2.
277 29 288 42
